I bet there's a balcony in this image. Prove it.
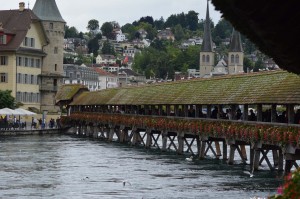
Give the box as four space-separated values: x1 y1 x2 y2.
39 85 58 92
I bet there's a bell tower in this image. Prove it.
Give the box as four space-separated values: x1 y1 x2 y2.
199 0 214 77
228 29 244 74
33 0 65 112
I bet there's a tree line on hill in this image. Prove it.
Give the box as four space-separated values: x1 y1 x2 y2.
65 10 265 79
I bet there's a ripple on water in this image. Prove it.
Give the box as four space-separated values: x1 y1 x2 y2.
0 134 283 199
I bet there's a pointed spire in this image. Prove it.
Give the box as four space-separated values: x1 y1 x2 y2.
229 28 243 52
33 0 65 22
201 0 213 52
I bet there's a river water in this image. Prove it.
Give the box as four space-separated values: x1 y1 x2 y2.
0 134 283 199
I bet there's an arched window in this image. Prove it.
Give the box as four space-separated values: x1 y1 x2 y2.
230 54 234 64
202 55 205 63
235 54 239 64
206 55 210 63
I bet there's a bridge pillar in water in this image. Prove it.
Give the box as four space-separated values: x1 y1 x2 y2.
200 137 207 159
108 125 114 142
196 136 201 159
223 140 228 161
145 128 152 148
162 130 168 152
228 144 236 165
177 131 184 154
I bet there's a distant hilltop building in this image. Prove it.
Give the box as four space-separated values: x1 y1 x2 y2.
0 0 65 113
199 1 244 78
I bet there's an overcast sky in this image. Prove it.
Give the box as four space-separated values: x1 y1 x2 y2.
3 0 222 32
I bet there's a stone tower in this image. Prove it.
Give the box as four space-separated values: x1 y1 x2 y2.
199 0 214 78
228 29 244 74
33 0 65 112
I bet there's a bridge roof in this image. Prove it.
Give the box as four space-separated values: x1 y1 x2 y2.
70 71 300 106
56 84 88 103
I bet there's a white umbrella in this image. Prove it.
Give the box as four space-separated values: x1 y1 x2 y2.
15 108 36 116
0 108 20 115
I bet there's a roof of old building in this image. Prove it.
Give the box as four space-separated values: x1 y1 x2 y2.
33 0 65 23
55 84 88 102
211 0 300 75
0 9 48 51
201 1 214 52
70 71 300 106
228 29 243 52
94 67 116 77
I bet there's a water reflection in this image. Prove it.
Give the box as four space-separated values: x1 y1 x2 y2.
0 135 282 198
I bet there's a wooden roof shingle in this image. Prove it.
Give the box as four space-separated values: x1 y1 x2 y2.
70 71 300 106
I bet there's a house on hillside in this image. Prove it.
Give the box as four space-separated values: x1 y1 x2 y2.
63 64 100 91
157 28 175 41
93 67 118 90
96 54 117 66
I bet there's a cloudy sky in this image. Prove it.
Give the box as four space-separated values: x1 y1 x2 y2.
3 0 222 32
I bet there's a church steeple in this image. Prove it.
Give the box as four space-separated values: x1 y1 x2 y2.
199 0 214 77
228 28 244 74
201 0 213 52
229 29 243 52
33 0 65 22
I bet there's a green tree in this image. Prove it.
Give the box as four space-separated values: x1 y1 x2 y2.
138 16 154 27
101 22 114 39
87 19 99 31
87 33 102 55
212 18 231 42
0 90 15 109
154 17 165 30
65 26 79 38
174 24 185 41
186 11 199 31
243 57 254 72
101 41 115 55
253 57 264 72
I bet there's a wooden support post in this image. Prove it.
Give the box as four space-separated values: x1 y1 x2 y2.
254 149 261 171
174 105 179 116
223 141 227 161
278 149 284 171
200 141 207 159
228 145 236 165
145 129 152 148
131 129 137 145
271 104 277 123
243 104 248 121
144 105 149 115
93 126 98 138
166 105 171 116
215 141 221 157
240 145 247 160
177 131 184 155
184 104 189 117
272 150 279 167
217 105 222 119
162 130 168 152
158 105 163 116
195 105 200 118
207 105 212 118
108 127 114 142
285 160 294 174
196 136 201 159
257 104 263 122
250 148 254 166
287 104 295 124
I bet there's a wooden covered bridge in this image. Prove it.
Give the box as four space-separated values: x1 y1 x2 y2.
57 71 300 173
